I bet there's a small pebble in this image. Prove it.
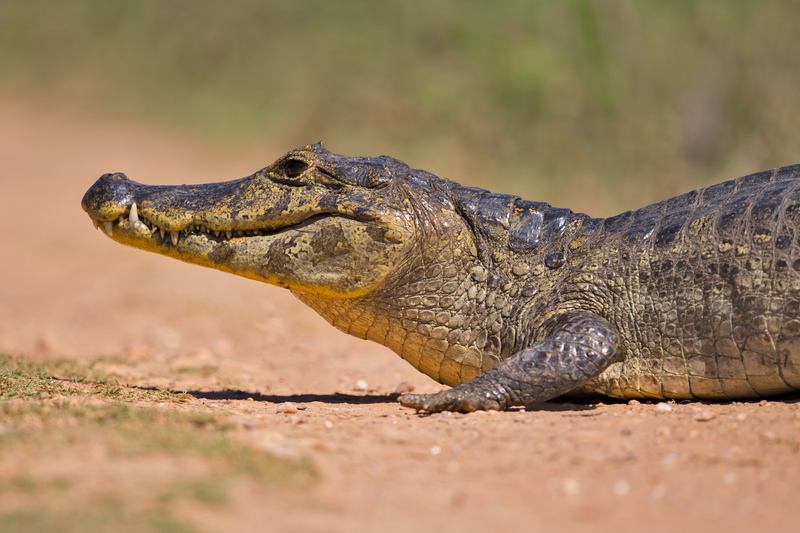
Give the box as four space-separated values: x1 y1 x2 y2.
247 397 254 402
655 402 673 413
693 410 714 422
395 381 415 394
297 405 308 411
628 399 641 406
324 416 337 429
562 478 580 497
759 400 769 407
355 379 368 391
276 402 298 414
735 413 747 421
243 421 256 430
431 445 442 455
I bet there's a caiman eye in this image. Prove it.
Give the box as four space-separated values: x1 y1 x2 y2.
283 159 309 178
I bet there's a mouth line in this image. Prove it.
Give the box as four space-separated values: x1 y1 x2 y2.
88 202 346 246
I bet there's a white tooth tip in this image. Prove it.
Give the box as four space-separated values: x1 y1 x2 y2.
129 202 139 223
103 221 113 237
92 219 99 230
171 230 179 246
160 228 166 239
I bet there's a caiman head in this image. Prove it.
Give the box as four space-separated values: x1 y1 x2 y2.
81 142 476 302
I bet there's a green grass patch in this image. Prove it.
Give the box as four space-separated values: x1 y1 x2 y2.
0 508 200 533
0 354 315 532
0 353 191 403
175 365 219 376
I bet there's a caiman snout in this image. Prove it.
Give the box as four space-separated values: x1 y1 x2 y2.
81 170 251 241
81 172 146 237
81 172 134 222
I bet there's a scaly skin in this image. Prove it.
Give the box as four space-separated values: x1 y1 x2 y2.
81 143 800 412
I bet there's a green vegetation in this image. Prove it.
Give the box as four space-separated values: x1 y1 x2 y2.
0 354 315 533
3 1 799 211
0 353 190 403
0 507 200 533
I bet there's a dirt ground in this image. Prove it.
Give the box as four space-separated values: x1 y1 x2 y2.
1 100 800 533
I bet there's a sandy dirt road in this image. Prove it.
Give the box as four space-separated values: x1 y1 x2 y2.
1 100 799 532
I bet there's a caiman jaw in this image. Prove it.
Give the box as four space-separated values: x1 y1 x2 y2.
81 170 414 299
84 191 304 246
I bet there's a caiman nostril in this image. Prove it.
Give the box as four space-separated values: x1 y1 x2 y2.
98 172 129 181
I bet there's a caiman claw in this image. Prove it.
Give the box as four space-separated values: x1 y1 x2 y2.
399 390 505 413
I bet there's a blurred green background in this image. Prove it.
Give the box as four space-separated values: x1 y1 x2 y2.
2 0 798 215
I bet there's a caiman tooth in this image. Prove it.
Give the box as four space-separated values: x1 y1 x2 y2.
103 221 113 237
214 230 220 238
171 231 179 246
92 219 99 230
226 230 232 239
253 229 262 236
188 223 195 233
129 202 139 223
160 228 166 239
150 225 158 234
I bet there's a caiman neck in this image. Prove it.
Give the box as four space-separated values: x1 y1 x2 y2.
293 241 534 387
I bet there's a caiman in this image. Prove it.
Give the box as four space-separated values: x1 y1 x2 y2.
81 143 800 412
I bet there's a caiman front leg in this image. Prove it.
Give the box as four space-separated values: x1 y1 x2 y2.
399 312 621 413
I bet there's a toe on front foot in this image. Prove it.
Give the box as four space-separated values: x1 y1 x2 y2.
399 390 503 413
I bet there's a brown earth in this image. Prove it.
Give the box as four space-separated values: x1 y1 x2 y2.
1 100 799 533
